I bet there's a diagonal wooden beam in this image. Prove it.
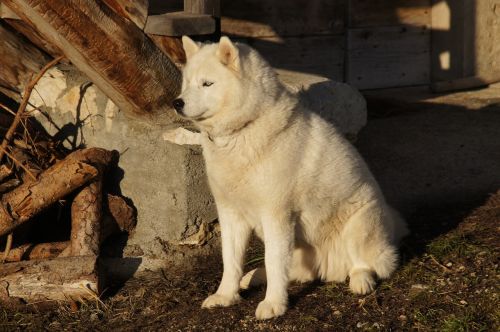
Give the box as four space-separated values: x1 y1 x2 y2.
3 0 182 121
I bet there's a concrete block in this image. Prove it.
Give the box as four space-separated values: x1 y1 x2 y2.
30 65 217 259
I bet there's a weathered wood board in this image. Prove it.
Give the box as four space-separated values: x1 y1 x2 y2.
241 36 344 81
3 18 62 57
145 11 215 36
348 0 431 28
3 0 182 120
347 26 430 89
221 0 346 37
0 22 50 94
101 0 148 29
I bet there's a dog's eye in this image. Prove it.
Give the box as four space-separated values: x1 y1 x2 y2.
202 81 214 87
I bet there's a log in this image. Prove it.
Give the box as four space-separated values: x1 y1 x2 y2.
0 148 117 237
60 193 136 258
0 256 101 302
0 241 68 262
70 179 102 256
0 22 50 95
3 0 182 120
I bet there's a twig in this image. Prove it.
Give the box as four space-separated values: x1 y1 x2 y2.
0 56 63 264
1 234 13 263
428 254 451 272
0 102 17 116
0 145 36 181
0 55 64 163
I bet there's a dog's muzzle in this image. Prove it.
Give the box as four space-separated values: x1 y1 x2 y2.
172 98 185 113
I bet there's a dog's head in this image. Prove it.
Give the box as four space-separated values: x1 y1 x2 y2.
173 36 245 122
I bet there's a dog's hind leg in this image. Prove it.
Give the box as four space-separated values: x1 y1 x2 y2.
343 202 399 295
240 245 316 290
289 245 317 283
240 267 266 289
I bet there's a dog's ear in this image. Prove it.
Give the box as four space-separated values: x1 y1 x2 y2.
182 35 200 60
217 36 239 71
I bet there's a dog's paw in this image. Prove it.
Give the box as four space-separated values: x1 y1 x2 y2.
255 300 287 320
201 293 241 309
349 269 376 295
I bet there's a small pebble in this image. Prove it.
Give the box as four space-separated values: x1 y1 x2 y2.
460 300 468 305
399 314 407 321
333 310 342 316
446 262 453 267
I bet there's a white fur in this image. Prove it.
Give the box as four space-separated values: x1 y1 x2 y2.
177 36 408 320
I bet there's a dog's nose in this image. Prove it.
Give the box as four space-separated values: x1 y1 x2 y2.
172 98 185 112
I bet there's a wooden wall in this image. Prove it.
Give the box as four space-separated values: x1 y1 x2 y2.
221 0 434 89
346 0 431 89
221 0 346 82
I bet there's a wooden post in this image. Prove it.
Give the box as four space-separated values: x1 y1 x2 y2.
2 0 182 120
70 178 103 256
184 0 220 17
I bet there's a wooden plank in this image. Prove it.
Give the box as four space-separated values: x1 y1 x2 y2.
0 3 19 18
221 0 345 38
347 26 430 89
348 0 431 28
3 0 182 120
145 11 215 36
0 22 50 94
241 36 344 81
3 18 62 57
101 0 148 29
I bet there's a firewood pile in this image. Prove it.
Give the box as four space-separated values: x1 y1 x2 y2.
0 57 136 306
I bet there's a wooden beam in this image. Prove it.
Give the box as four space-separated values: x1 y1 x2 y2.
0 22 50 94
2 0 182 120
145 11 215 36
3 18 62 57
101 0 148 29
0 3 19 19
144 0 219 36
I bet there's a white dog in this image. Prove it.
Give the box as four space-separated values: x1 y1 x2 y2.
173 36 408 320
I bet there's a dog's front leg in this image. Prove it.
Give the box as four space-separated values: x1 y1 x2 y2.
255 213 294 320
202 207 251 309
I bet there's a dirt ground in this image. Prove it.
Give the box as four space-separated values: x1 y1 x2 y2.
1 87 499 331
